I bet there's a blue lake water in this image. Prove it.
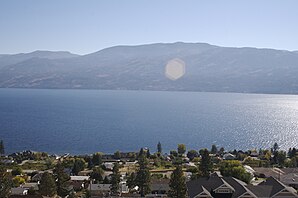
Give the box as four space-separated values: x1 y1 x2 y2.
0 88 298 155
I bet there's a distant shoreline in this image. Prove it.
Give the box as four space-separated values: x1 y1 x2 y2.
1 87 298 96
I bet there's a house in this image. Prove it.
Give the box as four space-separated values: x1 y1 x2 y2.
78 169 92 176
222 153 236 160
280 173 298 189
70 176 90 190
120 181 129 194
103 162 115 170
70 175 90 181
30 173 42 182
150 179 170 195
11 187 28 195
0 159 14 164
11 182 39 195
249 151 259 158
22 182 39 190
186 172 298 198
90 183 111 197
247 177 298 197
252 168 298 189
244 165 255 176
253 167 289 178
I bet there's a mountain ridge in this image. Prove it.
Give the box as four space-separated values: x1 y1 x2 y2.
1 42 298 94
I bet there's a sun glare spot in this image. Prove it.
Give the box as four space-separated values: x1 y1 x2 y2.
165 58 186 80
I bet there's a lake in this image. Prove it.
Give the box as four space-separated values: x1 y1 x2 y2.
0 88 298 155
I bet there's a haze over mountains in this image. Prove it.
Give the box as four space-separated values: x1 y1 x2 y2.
1 42 298 94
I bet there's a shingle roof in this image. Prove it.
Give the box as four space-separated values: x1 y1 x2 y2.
224 177 249 198
70 175 90 181
281 173 298 185
186 179 206 198
90 184 111 191
11 187 27 195
258 176 285 197
150 179 170 192
247 185 273 197
187 173 232 198
187 173 298 198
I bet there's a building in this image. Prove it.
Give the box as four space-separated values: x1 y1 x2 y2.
253 168 298 189
11 183 39 196
150 179 170 195
90 183 111 197
247 177 298 198
186 172 298 198
70 176 90 191
223 153 236 160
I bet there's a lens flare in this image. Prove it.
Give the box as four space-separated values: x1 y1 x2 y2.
165 58 185 80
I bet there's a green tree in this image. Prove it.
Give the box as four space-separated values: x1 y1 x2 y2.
87 158 93 169
170 150 178 158
146 149 151 158
0 140 4 156
0 164 12 198
136 155 151 196
110 162 121 196
11 167 22 176
68 191 78 198
168 165 187 198
290 148 297 158
157 142 162 154
103 176 110 184
12 176 25 187
127 172 136 190
291 157 298 167
85 190 91 198
211 144 218 154
276 151 287 167
219 147 225 156
138 148 145 158
92 153 103 166
39 172 57 197
187 150 199 161
272 143 280 164
177 144 186 156
72 158 86 175
219 160 252 183
54 162 71 197
91 167 103 184
199 149 213 176
27 187 37 195
273 142 279 153
45 158 55 169
114 151 121 160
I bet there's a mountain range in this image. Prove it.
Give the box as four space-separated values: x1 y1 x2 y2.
1 42 298 94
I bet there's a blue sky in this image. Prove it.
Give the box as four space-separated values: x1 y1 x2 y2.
0 0 297 55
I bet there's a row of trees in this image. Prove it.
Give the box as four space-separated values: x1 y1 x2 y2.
126 151 188 198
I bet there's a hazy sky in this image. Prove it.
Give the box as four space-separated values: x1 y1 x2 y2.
0 0 297 55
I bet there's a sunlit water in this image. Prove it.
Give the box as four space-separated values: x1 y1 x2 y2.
0 88 297 154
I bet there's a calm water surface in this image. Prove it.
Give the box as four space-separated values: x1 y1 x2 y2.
0 88 298 154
